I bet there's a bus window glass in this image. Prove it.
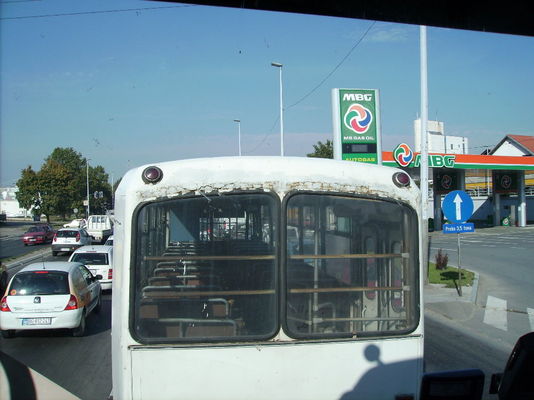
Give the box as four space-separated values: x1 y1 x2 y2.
285 194 418 338
133 193 278 342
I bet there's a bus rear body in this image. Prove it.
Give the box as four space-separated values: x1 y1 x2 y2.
112 156 423 400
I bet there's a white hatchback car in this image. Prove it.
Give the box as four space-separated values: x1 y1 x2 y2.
52 228 92 256
68 245 113 291
0 262 102 338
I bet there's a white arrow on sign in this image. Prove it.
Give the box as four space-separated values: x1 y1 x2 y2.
453 193 463 221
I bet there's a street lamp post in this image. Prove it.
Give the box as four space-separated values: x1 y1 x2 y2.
233 119 242 156
271 62 284 156
86 159 90 218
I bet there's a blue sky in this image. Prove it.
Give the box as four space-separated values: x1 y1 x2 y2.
1 0 533 186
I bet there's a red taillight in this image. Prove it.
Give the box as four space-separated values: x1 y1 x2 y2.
108 269 113 279
53 233 57 242
75 232 80 242
64 294 78 310
1 296 10 312
392 171 411 187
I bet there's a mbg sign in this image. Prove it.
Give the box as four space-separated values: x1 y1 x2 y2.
393 143 456 168
332 88 381 164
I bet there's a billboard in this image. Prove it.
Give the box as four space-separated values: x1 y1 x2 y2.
332 88 381 164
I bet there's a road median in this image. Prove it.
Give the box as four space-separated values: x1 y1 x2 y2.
3 248 52 270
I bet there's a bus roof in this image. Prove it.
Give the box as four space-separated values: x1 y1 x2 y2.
117 156 420 206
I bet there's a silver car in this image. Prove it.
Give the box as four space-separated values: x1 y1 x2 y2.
52 228 92 256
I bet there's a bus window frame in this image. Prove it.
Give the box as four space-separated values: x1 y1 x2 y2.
281 190 420 340
128 190 281 345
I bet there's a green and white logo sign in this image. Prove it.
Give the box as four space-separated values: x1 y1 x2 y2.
332 88 381 164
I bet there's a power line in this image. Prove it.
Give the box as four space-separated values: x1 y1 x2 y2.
252 21 375 154
286 21 376 110
246 116 279 155
0 4 195 20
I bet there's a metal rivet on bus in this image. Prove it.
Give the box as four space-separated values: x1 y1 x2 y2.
142 166 163 184
392 172 411 188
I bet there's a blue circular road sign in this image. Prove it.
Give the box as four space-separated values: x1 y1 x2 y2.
442 190 474 223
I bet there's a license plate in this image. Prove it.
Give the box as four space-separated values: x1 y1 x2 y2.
61 247 70 251
29 238 36 241
22 317 52 326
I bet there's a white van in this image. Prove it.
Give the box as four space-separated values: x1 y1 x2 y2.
68 245 113 291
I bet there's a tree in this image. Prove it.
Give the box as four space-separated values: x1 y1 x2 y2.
307 139 333 159
46 148 86 215
38 159 73 219
15 167 40 213
15 147 113 220
88 165 112 214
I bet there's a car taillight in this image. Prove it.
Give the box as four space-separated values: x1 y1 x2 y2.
64 294 78 310
75 232 80 242
53 233 57 242
108 269 113 279
1 296 10 312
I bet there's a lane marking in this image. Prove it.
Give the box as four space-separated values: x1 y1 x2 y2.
483 295 508 331
429 247 457 252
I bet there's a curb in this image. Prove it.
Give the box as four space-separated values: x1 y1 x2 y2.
470 272 479 304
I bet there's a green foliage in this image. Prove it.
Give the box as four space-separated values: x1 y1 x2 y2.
39 159 74 218
15 167 39 211
89 165 112 214
15 147 114 219
307 139 333 159
428 262 474 288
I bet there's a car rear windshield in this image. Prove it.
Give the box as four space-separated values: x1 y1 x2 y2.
71 253 109 265
26 226 44 233
57 230 79 238
9 271 70 296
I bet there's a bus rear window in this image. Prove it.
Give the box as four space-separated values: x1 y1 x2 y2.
132 193 278 343
9 271 70 296
285 194 419 338
71 253 109 265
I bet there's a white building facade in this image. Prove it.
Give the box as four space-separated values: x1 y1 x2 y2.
0 187 29 218
414 119 469 154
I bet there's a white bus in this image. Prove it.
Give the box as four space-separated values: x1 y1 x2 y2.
112 156 424 400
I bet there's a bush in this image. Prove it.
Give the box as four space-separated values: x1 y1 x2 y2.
435 248 449 270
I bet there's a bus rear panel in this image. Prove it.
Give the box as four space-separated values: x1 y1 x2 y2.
112 157 423 400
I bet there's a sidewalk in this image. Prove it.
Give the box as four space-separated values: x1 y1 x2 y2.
424 272 479 322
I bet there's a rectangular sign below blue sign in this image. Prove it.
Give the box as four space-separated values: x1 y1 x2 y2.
443 223 475 234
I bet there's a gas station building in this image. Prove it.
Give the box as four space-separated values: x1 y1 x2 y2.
382 135 534 229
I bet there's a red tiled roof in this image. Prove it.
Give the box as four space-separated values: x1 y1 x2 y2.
508 135 534 154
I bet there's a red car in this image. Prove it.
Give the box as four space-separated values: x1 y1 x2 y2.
22 224 55 246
